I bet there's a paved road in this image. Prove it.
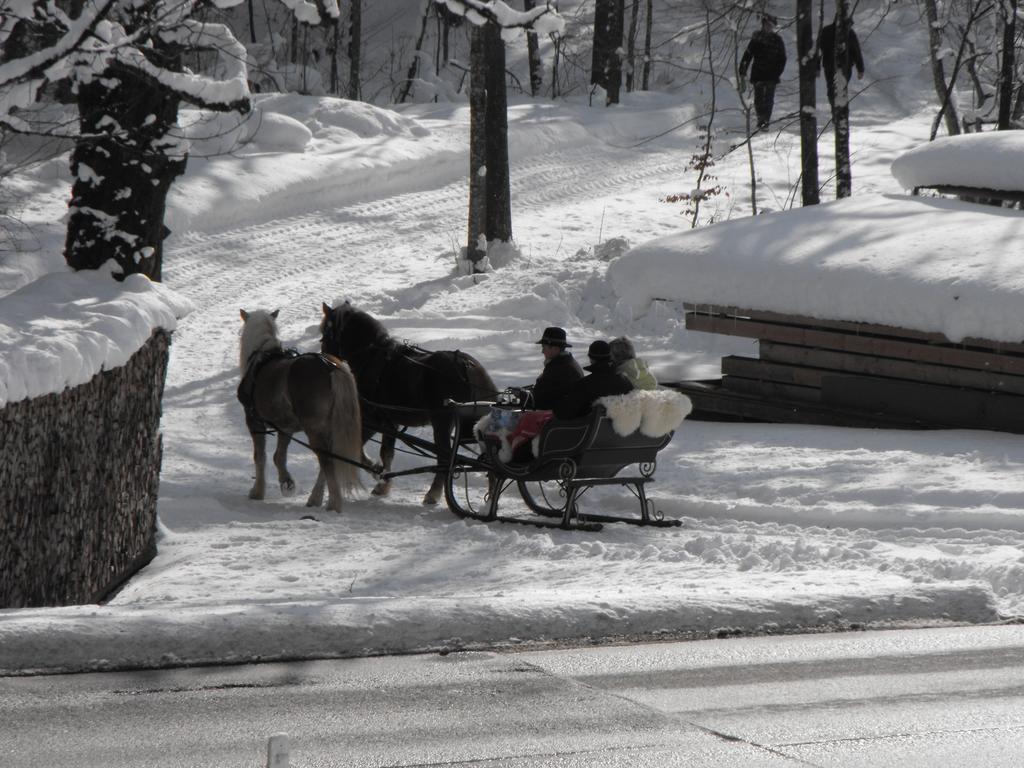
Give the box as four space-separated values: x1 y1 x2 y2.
5 625 1024 767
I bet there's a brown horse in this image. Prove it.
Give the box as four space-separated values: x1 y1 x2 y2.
239 309 363 512
320 301 499 505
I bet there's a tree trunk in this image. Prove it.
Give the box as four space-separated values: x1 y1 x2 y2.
523 0 544 96
929 0 985 140
399 1 431 103
625 0 640 92
551 34 562 98
484 22 512 243
642 0 653 90
247 0 257 43
467 25 488 269
797 0 820 205
997 0 1017 129
348 0 362 100
592 0 624 103
833 0 852 198
923 0 961 136
65 53 185 281
329 18 340 95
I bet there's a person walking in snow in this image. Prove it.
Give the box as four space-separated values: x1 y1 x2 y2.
609 336 658 390
818 17 865 110
522 326 584 410
554 340 633 420
739 13 787 130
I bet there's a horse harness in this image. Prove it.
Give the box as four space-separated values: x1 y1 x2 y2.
237 347 343 434
352 339 481 413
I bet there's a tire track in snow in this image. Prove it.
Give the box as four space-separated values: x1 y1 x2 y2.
164 142 687 314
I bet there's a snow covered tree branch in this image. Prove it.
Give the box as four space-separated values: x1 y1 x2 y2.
2 0 342 282
435 0 565 37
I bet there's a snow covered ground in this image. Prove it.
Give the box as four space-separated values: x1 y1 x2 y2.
4 16 1024 674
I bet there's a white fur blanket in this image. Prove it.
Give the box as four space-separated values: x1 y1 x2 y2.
597 389 693 437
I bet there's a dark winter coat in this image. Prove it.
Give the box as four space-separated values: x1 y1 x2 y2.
818 23 865 81
553 366 633 420
531 351 584 409
739 30 787 83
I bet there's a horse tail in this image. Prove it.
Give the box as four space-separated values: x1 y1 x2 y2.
330 361 364 495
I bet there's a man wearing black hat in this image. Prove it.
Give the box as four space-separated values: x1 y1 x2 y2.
554 339 633 420
528 326 584 409
739 13 787 129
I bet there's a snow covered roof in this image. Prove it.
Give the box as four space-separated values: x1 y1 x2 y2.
609 194 1024 344
891 131 1024 194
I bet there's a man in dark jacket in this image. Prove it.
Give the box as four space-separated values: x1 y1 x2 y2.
818 18 865 109
554 340 633 420
739 13 787 129
529 326 584 409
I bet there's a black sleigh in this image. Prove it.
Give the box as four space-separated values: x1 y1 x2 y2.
440 400 685 532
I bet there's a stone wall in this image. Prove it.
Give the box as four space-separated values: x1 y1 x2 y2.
0 330 170 608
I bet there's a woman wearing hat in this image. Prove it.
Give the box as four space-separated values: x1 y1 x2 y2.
553 339 633 420
528 326 584 409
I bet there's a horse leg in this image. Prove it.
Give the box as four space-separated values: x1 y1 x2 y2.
248 430 267 500
303 428 343 512
372 432 395 497
273 433 296 496
424 413 453 506
313 451 343 513
307 470 326 508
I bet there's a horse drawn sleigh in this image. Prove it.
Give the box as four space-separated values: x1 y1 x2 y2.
239 303 691 532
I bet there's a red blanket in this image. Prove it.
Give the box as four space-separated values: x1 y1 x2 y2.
508 410 553 461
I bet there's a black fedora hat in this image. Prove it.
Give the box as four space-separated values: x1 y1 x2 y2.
583 339 613 371
535 326 571 347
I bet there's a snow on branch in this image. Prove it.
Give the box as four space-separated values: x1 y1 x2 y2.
133 19 251 111
436 0 565 36
277 0 340 26
0 0 118 116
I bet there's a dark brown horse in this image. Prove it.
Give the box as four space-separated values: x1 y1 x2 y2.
239 309 363 512
320 301 499 505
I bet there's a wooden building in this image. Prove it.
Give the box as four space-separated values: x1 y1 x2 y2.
670 303 1024 433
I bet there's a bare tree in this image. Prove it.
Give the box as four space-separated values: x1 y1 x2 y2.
642 0 653 90
399 2 432 103
591 0 624 104
997 0 1017 129
928 0 989 139
523 0 544 96
922 0 962 136
349 0 362 100
832 0 853 198
434 0 563 271
797 0 820 205
625 0 640 91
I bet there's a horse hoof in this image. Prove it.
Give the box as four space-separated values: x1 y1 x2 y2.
248 488 264 500
371 483 391 497
280 479 296 496
422 495 439 507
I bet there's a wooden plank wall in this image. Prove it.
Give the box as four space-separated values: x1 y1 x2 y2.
677 305 1024 432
